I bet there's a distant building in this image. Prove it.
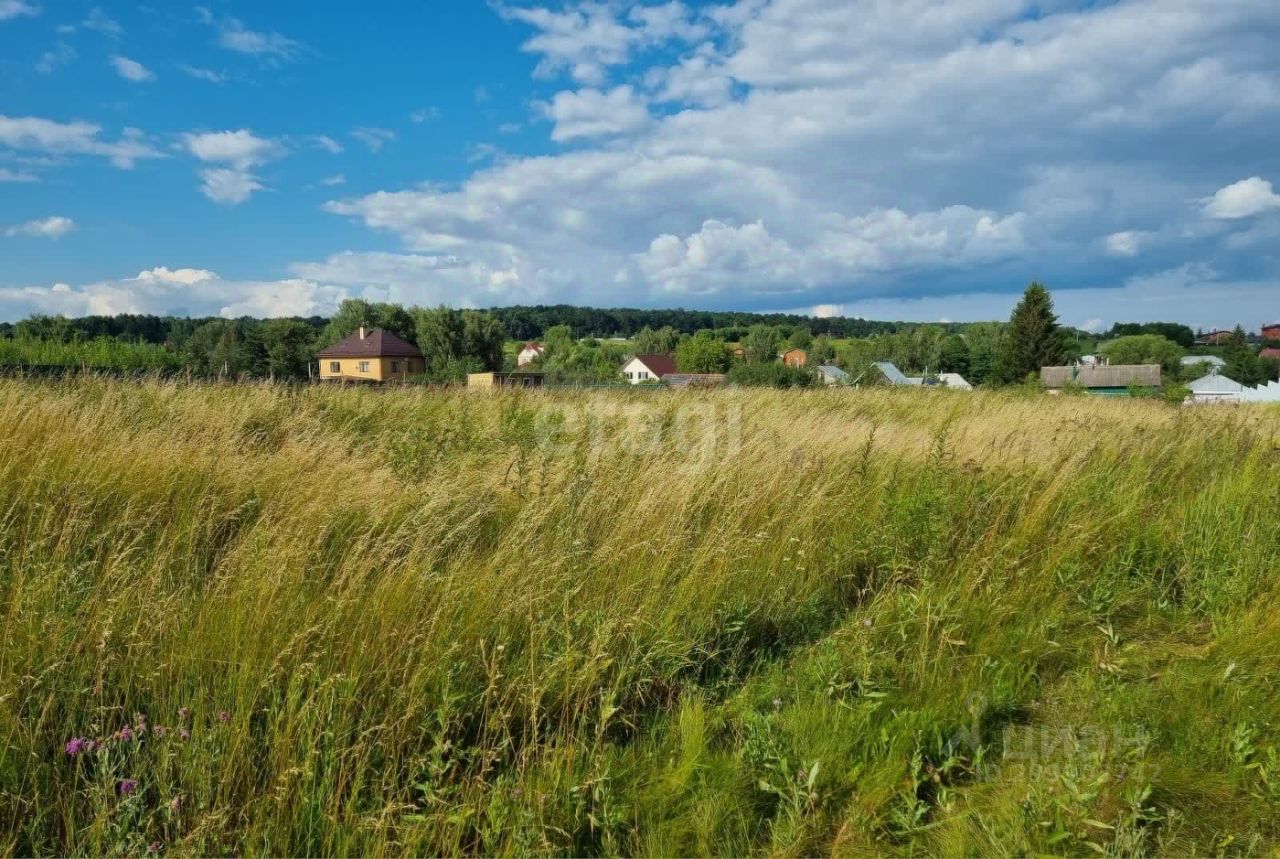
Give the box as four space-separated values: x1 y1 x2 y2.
1262 322 1280 341
1261 348 1280 361
1180 355 1226 370
816 364 849 385
1185 371 1244 404
467 370 545 390
1040 364 1161 396
622 354 678 384
516 342 546 366
316 327 425 382
1196 329 1235 346
866 362 971 390
781 348 808 368
936 372 973 390
662 373 729 388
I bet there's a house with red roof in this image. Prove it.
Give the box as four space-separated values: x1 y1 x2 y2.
517 341 546 366
1262 322 1280 342
621 353 678 384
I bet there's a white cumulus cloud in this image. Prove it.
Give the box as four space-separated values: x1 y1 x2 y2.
110 55 154 83
543 85 651 141
5 216 75 238
0 115 162 168
1203 177 1280 220
198 168 264 206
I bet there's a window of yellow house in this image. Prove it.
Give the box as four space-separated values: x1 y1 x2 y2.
391 360 401 373
328 361 340 373
359 361 370 373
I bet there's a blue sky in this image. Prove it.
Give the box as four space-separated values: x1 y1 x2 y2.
1 0 1279 330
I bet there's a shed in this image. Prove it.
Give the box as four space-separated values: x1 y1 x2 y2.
1041 364 1161 395
816 364 849 385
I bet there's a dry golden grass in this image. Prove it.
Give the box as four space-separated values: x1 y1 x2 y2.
1 376 1279 856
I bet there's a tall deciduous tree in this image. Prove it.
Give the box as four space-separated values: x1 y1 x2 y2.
993 283 1065 384
675 333 730 373
632 326 681 355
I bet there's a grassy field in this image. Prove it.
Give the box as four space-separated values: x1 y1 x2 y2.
2 377 1279 856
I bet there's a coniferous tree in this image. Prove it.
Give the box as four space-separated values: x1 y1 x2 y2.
993 283 1065 384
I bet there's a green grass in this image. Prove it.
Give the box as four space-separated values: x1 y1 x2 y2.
2 377 1279 856
0 337 182 371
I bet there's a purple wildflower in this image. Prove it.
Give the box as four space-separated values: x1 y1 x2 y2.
147 841 162 855
217 710 230 724
118 725 134 742
179 728 190 742
118 779 140 796
154 725 168 737
178 707 191 722
65 737 90 756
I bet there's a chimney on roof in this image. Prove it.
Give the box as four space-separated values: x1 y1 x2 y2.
359 325 366 339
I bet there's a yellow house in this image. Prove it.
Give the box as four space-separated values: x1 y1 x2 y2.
316 327 426 382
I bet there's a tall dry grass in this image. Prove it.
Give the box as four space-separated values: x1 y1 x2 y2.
1 376 1279 856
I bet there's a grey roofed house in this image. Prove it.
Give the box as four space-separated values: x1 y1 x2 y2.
1186 371 1244 400
1181 355 1226 369
817 364 849 385
1040 364 1162 389
871 361 920 386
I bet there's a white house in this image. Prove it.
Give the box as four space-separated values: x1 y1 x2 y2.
1185 371 1244 404
517 342 546 367
621 354 678 384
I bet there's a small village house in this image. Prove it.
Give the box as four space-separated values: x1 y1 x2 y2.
781 348 808 368
622 354 678 384
816 364 849 385
316 327 425 382
1185 370 1245 404
1196 329 1235 346
1261 347 1280 361
1040 363 1161 396
862 361 971 390
1262 322 1280 341
517 341 546 366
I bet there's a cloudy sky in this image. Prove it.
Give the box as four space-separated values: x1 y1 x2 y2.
1 0 1278 330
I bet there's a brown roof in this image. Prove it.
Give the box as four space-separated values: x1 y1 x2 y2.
1041 364 1161 388
631 354 678 377
316 328 422 359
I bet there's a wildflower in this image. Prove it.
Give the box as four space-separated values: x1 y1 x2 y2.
178 707 191 722
147 841 162 854
862 618 873 629
119 779 140 796
179 728 191 742
169 795 183 814
217 710 230 724
772 698 783 712
117 726 134 742
65 737 90 756
154 725 168 737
